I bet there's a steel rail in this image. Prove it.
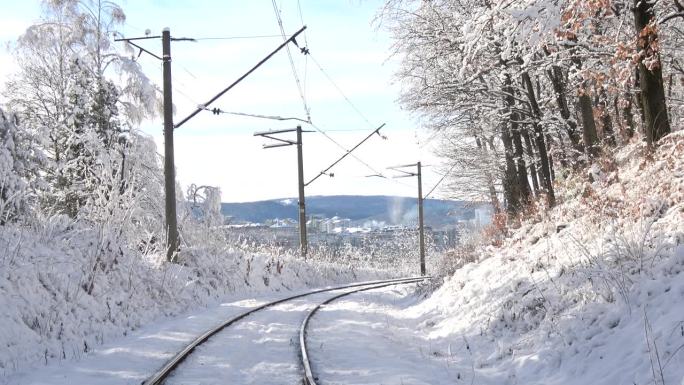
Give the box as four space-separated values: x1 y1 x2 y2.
142 276 425 385
299 276 430 385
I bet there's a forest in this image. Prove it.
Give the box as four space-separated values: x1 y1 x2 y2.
380 0 683 220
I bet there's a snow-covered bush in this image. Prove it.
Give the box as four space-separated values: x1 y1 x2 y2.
185 184 224 228
435 229 483 277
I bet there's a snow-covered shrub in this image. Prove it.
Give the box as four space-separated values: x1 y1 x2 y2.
480 212 508 246
436 230 482 277
568 210 674 308
185 184 224 227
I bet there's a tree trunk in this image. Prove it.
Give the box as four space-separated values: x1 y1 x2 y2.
623 92 636 138
511 112 531 204
522 127 540 196
634 68 646 127
578 90 599 157
571 55 600 158
522 72 556 207
499 122 521 216
548 65 583 156
633 0 671 145
546 134 558 181
501 75 524 215
599 89 616 146
475 135 502 214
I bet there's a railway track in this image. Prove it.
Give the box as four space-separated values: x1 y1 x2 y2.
142 276 428 385
299 277 428 385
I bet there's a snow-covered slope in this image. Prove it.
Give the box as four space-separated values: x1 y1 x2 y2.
408 133 684 384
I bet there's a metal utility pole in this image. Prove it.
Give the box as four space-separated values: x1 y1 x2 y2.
388 162 426 276
296 126 308 256
254 126 311 257
115 29 183 262
162 28 179 262
254 123 386 258
417 162 425 276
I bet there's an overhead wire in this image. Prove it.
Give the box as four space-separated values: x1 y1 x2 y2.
303 171 416 189
171 66 203 106
201 107 310 123
117 25 200 108
306 121 386 178
303 122 417 190
297 0 309 114
323 128 377 132
121 5 426 197
291 4 419 191
277 0 391 181
179 65 198 79
175 87 201 107
192 35 283 40
190 2 407 191
271 0 311 122
308 53 373 128
424 162 459 199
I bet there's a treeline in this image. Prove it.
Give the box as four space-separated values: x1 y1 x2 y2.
380 0 683 218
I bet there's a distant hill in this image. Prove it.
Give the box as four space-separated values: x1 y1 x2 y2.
221 195 487 228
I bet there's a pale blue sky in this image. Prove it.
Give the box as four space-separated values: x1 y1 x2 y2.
1 1 445 202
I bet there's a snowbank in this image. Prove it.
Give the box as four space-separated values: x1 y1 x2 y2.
409 133 684 384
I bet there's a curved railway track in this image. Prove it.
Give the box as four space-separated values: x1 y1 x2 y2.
299 277 428 385
142 276 428 385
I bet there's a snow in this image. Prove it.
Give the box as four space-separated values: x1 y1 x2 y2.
0 218 389 379
3 285 421 385
2 135 683 383
307 284 459 385
3 290 299 385
295 132 684 385
394 133 684 384
165 290 346 385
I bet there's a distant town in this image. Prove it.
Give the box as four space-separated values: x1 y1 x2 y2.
225 207 493 234
221 205 493 254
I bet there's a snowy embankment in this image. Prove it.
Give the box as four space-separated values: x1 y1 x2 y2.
407 133 684 384
0 219 387 377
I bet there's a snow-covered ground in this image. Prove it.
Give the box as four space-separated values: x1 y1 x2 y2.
2 134 682 384
397 133 684 384
306 132 684 385
0 219 389 379
307 284 458 385
3 291 276 385
165 290 349 385
3 283 423 385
